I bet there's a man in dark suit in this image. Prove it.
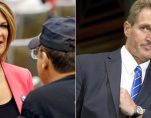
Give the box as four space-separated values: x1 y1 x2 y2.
77 0 151 118
20 17 75 118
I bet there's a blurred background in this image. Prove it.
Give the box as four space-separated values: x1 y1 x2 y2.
77 0 134 54
5 0 75 88
6 0 136 88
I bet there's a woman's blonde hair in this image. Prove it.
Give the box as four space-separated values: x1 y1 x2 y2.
0 1 16 60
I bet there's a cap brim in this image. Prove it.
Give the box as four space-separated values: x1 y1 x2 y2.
28 36 40 49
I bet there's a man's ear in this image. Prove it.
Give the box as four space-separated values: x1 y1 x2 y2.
124 21 131 37
41 52 49 70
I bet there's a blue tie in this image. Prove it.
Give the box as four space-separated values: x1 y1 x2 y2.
131 66 142 102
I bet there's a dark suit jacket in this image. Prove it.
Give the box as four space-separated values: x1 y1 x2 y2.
76 49 151 118
21 75 75 118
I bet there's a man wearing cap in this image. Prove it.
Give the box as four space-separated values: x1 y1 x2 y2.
20 17 75 118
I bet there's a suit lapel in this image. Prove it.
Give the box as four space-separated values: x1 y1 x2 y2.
1 62 22 113
135 62 151 105
105 49 121 118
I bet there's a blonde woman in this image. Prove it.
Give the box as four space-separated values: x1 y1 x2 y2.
0 1 33 118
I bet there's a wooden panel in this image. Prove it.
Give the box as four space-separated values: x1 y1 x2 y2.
77 0 126 54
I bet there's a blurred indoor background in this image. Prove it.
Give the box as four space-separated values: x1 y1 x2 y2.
6 0 135 88
77 0 134 54
5 0 75 88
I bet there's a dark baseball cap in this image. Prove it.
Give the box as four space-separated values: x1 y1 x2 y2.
28 17 75 52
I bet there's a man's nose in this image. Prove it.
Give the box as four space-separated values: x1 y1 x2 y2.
146 36 151 43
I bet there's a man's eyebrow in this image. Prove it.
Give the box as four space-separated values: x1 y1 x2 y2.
140 23 151 26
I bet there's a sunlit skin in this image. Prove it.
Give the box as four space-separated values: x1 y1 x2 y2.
124 8 151 64
0 12 8 57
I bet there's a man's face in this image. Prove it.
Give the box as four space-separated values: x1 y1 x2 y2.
124 8 151 64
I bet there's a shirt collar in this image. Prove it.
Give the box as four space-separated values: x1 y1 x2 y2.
121 46 150 74
140 60 150 73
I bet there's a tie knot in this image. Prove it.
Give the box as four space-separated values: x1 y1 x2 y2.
134 65 142 74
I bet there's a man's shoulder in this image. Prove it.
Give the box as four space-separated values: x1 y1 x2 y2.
25 77 75 102
76 49 122 76
23 77 75 116
50 76 75 88
25 85 51 102
77 52 109 60
76 52 109 67
77 49 121 64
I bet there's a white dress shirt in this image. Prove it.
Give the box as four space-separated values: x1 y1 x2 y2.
120 46 150 95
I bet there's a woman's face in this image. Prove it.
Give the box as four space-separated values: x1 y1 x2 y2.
0 12 8 57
